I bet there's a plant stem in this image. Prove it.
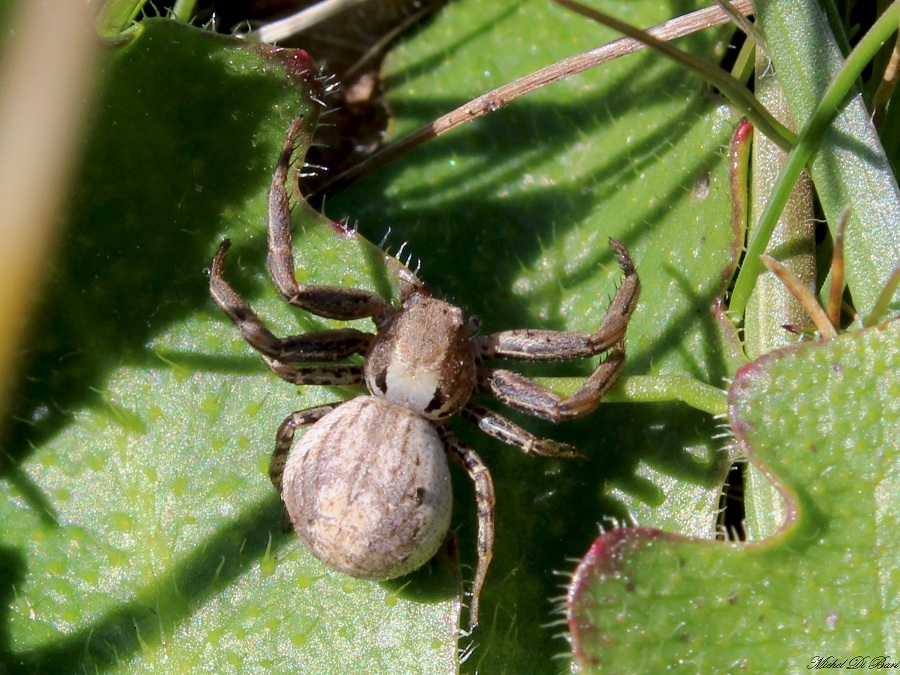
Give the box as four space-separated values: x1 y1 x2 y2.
729 1 900 317
540 375 728 417
555 0 796 151
95 0 147 36
312 0 754 200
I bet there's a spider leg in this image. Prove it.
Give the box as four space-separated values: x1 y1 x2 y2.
462 404 583 459
266 117 391 321
477 345 625 423
260 356 363 386
436 424 495 632
471 239 639 362
270 402 344 495
211 241 374 361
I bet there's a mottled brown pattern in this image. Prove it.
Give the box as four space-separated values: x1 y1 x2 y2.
283 397 452 579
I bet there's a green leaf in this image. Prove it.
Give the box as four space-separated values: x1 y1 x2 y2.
3 0 741 670
0 18 458 674
567 317 900 671
9 0 895 672
324 0 742 670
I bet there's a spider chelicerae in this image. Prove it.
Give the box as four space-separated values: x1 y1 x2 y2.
209 117 640 630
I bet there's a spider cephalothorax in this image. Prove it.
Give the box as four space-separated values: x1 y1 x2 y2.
365 291 477 420
209 117 640 630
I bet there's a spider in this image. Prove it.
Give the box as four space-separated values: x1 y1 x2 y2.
209 117 640 630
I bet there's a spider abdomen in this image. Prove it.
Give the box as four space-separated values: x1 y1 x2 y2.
281 395 453 580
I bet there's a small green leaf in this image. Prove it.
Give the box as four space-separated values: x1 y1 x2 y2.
568 318 900 671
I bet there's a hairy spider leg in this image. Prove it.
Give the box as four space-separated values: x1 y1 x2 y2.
471 238 639 363
266 117 392 322
437 425 495 632
269 402 345 495
461 403 583 459
468 238 638 424
476 346 625 423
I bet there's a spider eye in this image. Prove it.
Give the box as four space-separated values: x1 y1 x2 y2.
466 315 482 336
423 387 446 414
373 368 388 394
